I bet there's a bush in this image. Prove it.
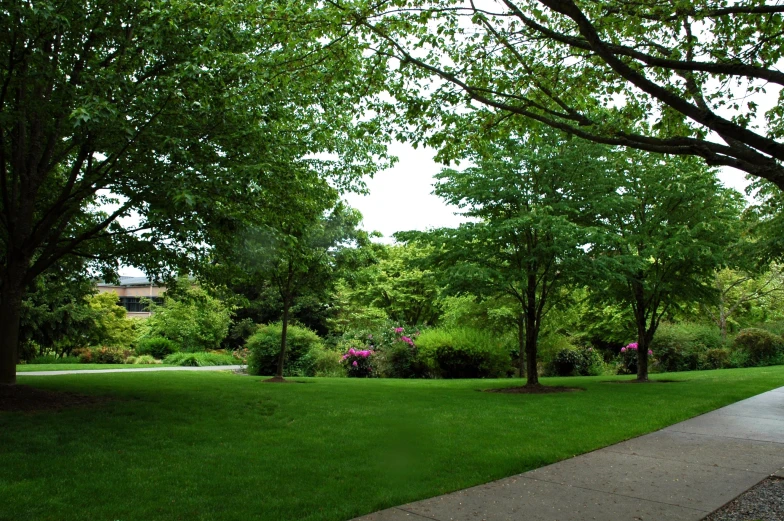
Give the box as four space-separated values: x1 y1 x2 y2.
73 347 93 363
163 352 237 367
125 355 160 365
650 323 723 372
700 348 731 370
416 327 511 379
93 346 131 364
341 348 375 377
733 328 784 365
28 354 81 365
246 323 323 377
136 337 180 359
313 350 344 377
550 347 604 377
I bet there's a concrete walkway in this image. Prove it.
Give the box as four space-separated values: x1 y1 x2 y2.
355 386 784 521
17 365 243 376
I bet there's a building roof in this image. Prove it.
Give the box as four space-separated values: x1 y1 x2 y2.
97 276 161 287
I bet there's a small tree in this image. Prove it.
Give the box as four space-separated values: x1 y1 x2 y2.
405 132 607 386
218 197 368 381
590 151 743 381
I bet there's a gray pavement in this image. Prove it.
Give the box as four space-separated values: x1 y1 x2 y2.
17 365 243 376
354 386 784 521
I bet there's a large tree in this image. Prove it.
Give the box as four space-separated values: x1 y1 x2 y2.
0 0 388 384
338 0 784 186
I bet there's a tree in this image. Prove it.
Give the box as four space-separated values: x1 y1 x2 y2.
342 0 784 187
344 243 443 326
403 132 607 386
589 151 743 380
0 0 389 384
703 266 784 340
142 279 232 352
216 195 368 381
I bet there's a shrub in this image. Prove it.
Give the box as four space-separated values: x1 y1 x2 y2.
73 347 93 363
124 355 160 365
28 355 81 365
700 348 731 370
616 342 654 375
136 337 180 359
733 328 784 365
550 347 604 377
726 348 752 368
416 327 511 379
313 350 344 377
342 348 375 377
163 352 237 367
246 323 323 377
95 346 131 364
650 323 723 372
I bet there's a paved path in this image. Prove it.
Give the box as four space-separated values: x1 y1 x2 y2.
17 365 243 376
354 386 784 521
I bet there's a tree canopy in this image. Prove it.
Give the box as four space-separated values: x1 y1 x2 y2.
340 0 784 186
0 0 390 383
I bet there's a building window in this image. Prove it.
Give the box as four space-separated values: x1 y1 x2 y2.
118 297 163 313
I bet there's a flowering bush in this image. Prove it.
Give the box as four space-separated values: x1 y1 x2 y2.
342 347 375 377
617 342 653 374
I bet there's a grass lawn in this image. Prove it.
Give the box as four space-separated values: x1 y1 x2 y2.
2 366 783 521
16 364 179 372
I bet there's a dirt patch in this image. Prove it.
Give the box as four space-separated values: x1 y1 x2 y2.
484 385 585 394
605 379 681 384
0 384 108 412
260 376 316 383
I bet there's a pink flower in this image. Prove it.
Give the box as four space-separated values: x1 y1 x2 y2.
621 347 626 353
352 361 358 367
361 351 369 358
626 342 638 350
348 348 356 356
394 327 404 334
401 336 414 346
342 354 348 360
648 350 653 356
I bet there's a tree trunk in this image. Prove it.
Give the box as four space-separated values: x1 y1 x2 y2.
276 297 291 379
0 278 25 385
517 313 526 378
525 325 539 387
719 314 728 343
636 330 649 382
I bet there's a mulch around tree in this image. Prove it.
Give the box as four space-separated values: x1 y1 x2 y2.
0 384 109 412
484 385 585 394
606 379 680 384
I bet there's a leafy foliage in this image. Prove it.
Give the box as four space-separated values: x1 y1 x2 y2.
136 337 180 360
162 352 237 367
733 328 784 365
246 323 324 377
416 327 512 379
142 282 231 352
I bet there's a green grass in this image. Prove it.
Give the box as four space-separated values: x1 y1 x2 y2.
16 363 179 372
2 366 783 521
